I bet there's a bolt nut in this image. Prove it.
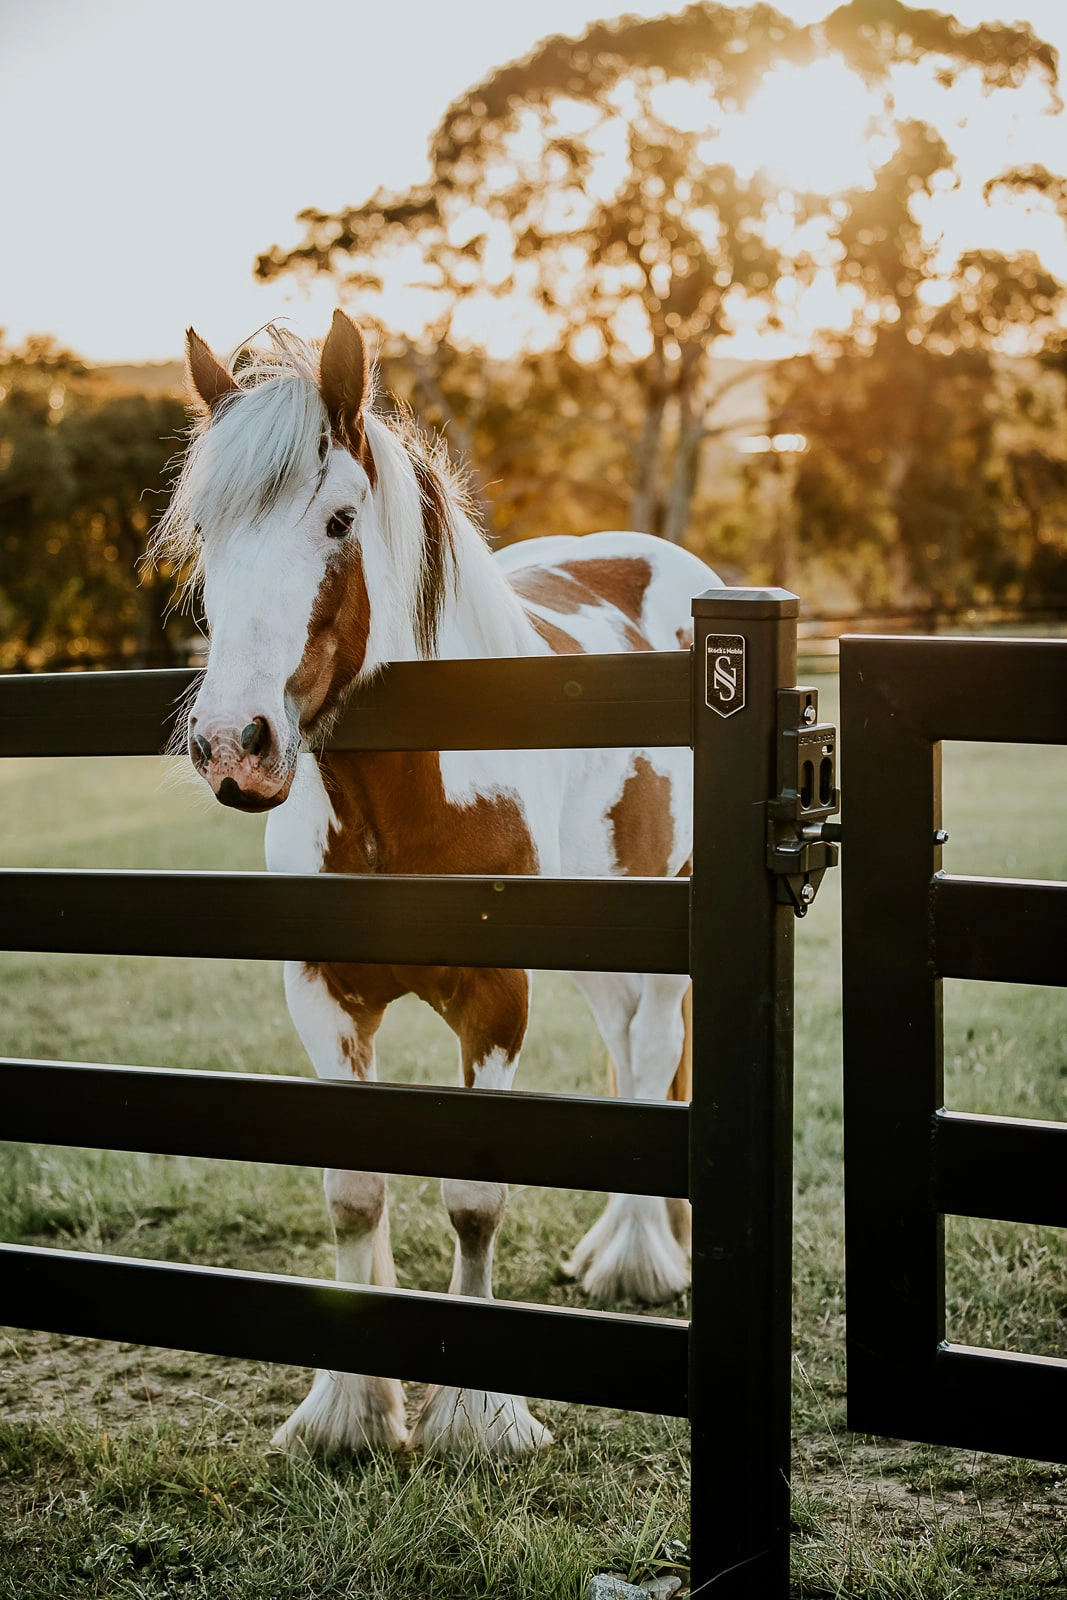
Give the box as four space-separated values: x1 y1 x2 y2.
800 883 816 904
934 829 949 847
803 704 817 725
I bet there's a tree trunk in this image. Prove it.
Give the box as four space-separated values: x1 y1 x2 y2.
661 347 708 546
629 341 669 536
408 348 497 539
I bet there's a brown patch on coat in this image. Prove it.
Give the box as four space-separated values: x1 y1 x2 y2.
524 609 584 653
286 543 371 734
303 961 405 1081
558 557 652 626
621 621 653 652
310 749 538 1082
676 626 693 650
608 755 674 877
319 751 537 879
509 557 655 649
408 964 529 1087
507 566 587 615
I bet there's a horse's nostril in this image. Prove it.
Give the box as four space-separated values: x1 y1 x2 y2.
241 718 269 756
193 733 212 764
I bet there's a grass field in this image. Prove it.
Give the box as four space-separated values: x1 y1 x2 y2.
0 681 1065 1598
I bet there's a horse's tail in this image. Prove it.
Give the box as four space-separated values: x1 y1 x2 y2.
668 982 692 1103
665 984 693 1251
604 982 692 1099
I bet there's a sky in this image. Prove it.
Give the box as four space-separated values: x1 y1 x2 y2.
2 0 1067 363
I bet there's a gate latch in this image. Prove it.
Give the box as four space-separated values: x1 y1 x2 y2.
767 686 841 917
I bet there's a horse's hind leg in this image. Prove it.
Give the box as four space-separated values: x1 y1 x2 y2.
565 971 691 1304
410 968 552 1456
270 961 408 1457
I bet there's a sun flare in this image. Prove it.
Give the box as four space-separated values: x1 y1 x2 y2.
720 57 886 195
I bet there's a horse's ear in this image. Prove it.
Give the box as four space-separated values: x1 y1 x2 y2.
320 309 369 448
186 329 239 414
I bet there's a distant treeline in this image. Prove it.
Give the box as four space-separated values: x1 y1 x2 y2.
0 337 189 671
2 326 1067 672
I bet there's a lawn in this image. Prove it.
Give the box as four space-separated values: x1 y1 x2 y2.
0 681 1064 1598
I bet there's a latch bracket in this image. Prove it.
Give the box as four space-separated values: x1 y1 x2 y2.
767 686 841 916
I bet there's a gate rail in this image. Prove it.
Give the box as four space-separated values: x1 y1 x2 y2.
840 635 1067 1463
0 590 805 1598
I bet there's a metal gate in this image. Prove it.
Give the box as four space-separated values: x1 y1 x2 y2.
840 635 1067 1461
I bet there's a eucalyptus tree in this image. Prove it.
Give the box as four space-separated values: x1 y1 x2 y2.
257 0 1059 561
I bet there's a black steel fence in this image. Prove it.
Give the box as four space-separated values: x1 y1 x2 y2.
840 635 1067 1463
0 589 816 1597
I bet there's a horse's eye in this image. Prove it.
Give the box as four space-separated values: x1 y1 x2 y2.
326 507 356 540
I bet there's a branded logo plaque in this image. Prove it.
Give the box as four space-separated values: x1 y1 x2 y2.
705 635 746 718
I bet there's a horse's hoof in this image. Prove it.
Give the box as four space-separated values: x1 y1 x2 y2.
565 1193 691 1304
271 1369 409 1457
411 1386 552 1456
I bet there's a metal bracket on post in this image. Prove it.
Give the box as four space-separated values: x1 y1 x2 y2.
767 686 841 917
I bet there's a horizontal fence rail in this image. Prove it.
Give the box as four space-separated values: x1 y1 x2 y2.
0 652 693 757
0 1244 688 1416
2 869 690 975
933 1110 1067 1229
849 1342 1067 1462
837 635 1067 744
1 1058 689 1198
930 875 1067 986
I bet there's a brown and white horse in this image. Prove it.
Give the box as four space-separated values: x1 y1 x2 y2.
154 311 722 1458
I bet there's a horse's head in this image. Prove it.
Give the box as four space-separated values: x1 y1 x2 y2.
164 312 387 812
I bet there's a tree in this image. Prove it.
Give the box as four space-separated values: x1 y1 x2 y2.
770 129 1067 605
0 335 189 668
257 1 1057 568
257 5 819 542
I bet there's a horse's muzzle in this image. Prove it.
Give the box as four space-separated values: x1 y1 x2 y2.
214 775 290 812
188 715 294 811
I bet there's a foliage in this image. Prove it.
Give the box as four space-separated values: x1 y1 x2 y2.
0 335 190 670
256 0 1063 594
768 122 1067 604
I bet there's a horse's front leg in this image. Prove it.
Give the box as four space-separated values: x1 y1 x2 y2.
271 960 409 1457
410 967 552 1456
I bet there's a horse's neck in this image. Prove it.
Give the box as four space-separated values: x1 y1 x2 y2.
315 515 544 870
437 516 546 662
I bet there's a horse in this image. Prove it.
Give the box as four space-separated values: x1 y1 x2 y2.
152 310 722 1458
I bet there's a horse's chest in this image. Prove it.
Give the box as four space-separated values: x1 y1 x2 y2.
267 750 552 879
264 755 337 875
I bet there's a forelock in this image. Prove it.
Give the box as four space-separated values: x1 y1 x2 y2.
151 328 333 587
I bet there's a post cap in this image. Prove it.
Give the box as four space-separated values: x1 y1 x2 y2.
692 586 800 620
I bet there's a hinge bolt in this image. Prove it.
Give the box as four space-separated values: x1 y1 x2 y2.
800 883 816 904
934 830 949 847
803 704 817 725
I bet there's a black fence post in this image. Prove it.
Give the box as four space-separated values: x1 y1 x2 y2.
689 588 799 1597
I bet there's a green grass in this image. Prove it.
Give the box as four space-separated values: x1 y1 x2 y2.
0 696 1065 1597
